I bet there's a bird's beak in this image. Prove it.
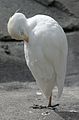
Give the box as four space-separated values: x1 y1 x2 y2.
23 34 29 43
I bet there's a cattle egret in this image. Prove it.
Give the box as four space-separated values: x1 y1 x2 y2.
7 13 68 107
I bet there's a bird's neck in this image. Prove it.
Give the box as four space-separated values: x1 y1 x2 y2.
24 17 37 44
27 17 37 32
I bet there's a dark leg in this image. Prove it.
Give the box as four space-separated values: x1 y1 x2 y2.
48 95 52 107
48 94 59 110
30 93 59 109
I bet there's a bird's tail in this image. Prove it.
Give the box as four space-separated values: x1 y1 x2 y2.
57 86 63 99
56 77 65 99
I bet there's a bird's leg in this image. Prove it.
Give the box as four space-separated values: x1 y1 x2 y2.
48 93 59 109
48 93 52 107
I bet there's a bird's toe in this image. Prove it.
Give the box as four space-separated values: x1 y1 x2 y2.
48 104 59 110
30 104 47 109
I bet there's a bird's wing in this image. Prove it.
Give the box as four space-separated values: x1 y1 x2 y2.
35 24 68 98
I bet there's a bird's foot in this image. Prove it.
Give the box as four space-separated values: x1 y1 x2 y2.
30 104 59 110
48 104 59 110
30 104 47 109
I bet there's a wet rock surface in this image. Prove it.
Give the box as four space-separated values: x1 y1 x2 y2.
0 0 79 119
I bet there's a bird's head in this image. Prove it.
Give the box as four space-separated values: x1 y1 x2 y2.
7 13 29 42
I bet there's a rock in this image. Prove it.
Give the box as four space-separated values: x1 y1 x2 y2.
0 0 78 35
66 32 79 75
66 32 79 86
0 42 35 82
56 0 79 18
0 0 79 86
27 109 64 120
34 0 55 6
0 32 79 85
0 82 78 120
58 111 79 120
0 82 65 120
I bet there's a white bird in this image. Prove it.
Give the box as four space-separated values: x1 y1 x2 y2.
7 13 68 107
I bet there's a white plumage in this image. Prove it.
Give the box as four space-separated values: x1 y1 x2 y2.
7 13 68 107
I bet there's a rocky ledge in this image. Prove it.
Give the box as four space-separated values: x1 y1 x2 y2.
0 0 79 85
